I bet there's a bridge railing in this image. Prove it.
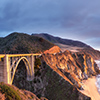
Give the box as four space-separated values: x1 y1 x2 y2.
0 53 41 58
0 53 41 84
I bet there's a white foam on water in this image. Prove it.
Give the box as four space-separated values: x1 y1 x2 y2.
95 60 100 94
95 60 100 70
96 75 100 94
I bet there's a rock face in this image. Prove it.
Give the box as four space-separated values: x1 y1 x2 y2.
42 50 99 89
0 32 97 100
44 46 61 54
33 33 100 60
78 48 100 60
12 52 92 100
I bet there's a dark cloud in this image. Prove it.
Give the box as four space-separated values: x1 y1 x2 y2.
0 0 100 50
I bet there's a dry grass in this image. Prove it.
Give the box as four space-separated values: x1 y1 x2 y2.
55 43 84 52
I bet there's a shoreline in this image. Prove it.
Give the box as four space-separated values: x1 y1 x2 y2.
80 76 100 100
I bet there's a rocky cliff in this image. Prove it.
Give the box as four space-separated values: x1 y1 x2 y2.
42 50 99 89
44 46 61 54
33 33 100 60
12 53 92 100
0 32 98 100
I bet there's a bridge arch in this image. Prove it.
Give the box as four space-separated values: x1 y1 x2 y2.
10 57 32 84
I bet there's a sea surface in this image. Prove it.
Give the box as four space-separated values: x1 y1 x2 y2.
95 60 100 94
96 74 100 94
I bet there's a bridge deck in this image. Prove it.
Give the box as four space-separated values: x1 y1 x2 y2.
0 54 41 58
0 53 41 84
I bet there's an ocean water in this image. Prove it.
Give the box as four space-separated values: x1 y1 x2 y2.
95 60 100 94
96 75 100 94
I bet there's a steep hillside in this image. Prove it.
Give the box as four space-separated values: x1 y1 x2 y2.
78 48 100 60
32 33 89 47
44 46 61 54
0 82 47 100
0 32 54 54
12 58 91 100
33 33 100 59
42 50 99 89
55 43 84 52
0 32 98 100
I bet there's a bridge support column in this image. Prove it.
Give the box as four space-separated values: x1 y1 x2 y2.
27 55 35 81
4 55 11 84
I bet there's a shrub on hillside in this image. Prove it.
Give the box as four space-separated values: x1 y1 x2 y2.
0 83 21 100
35 58 41 69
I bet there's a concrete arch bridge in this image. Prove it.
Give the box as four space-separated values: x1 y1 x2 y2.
0 54 40 84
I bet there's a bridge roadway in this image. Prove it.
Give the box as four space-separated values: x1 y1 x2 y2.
0 53 40 84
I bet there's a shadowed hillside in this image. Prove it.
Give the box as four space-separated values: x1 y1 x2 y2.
32 33 90 47
0 32 54 54
33 33 100 59
12 57 91 100
42 50 99 88
0 32 98 100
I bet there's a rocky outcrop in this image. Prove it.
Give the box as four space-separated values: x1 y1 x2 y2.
40 62 91 100
42 50 99 89
78 48 100 60
13 56 91 100
44 46 61 54
33 33 100 60
11 45 98 100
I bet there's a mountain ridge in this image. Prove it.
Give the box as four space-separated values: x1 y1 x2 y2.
32 33 91 48
0 32 99 100
32 33 100 59
0 32 54 54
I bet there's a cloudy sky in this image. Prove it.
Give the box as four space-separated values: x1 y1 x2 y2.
0 0 100 50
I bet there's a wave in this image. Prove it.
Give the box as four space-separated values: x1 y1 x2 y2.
96 75 100 94
94 60 100 94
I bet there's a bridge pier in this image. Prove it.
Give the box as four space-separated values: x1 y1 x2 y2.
27 55 35 81
0 54 40 84
4 55 11 84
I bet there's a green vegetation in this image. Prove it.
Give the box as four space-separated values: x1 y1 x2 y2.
34 58 41 77
0 83 21 100
11 55 90 100
35 58 41 68
0 32 54 54
41 62 91 100
45 66 79 100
